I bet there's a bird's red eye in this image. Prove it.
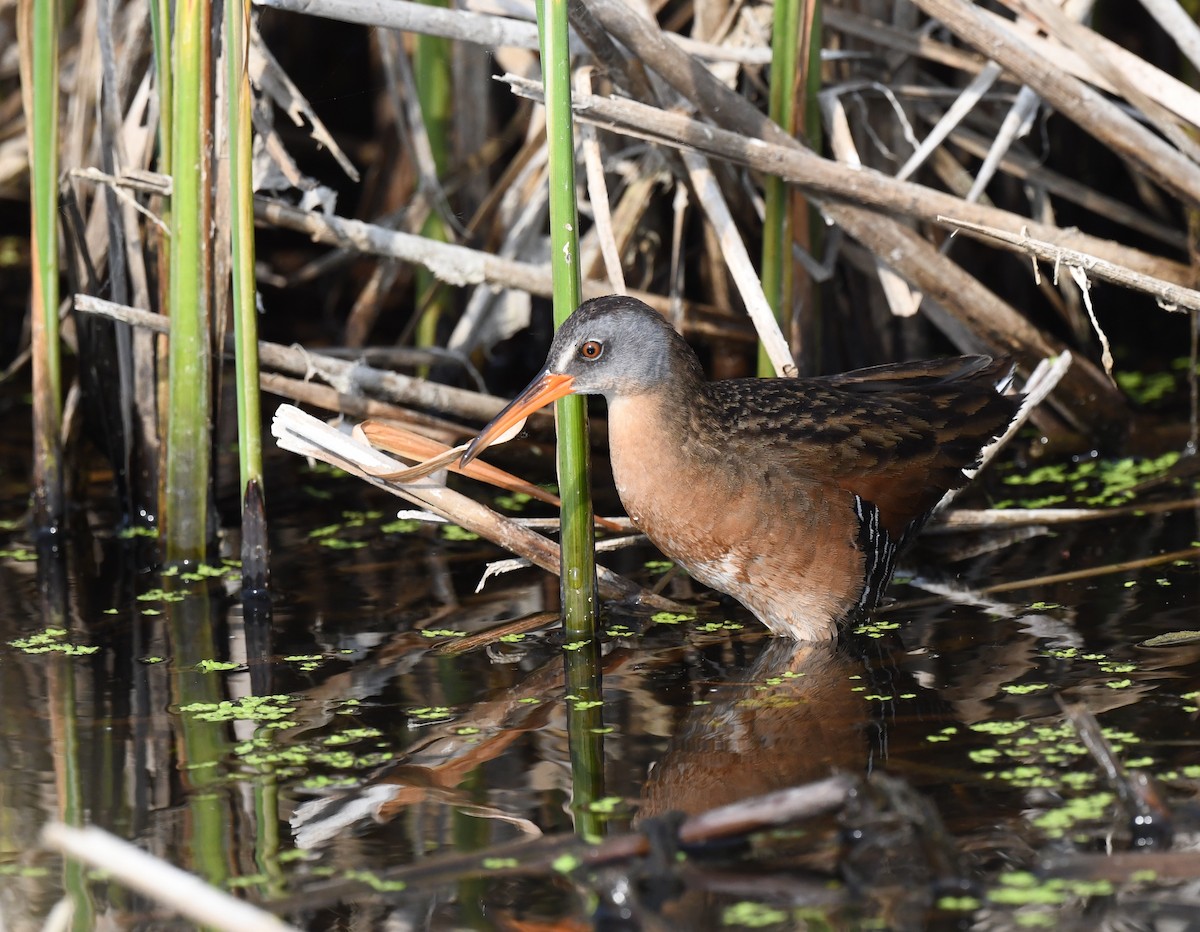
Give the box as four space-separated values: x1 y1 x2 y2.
579 340 604 360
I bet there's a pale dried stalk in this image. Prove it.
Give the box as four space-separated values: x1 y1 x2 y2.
42 824 301 932
938 217 1200 313
681 150 795 376
910 0 1200 207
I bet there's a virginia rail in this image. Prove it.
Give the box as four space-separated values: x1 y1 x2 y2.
461 296 1018 640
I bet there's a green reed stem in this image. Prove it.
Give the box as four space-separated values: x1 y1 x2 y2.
537 0 597 642
760 0 800 376
20 0 64 530
226 0 262 497
564 643 606 841
149 0 172 173
165 0 212 562
761 0 823 375
415 3 452 367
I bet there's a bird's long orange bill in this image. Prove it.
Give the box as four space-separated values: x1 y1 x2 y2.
460 371 576 467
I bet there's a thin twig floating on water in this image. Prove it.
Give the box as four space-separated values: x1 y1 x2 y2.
928 497 1200 532
884 547 1200 613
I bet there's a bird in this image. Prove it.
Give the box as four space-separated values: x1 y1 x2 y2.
460 295 1019 641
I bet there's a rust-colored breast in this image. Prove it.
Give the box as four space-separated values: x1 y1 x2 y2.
606 395 868 640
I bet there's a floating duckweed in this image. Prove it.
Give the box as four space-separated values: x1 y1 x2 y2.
852 619 901 638
421 628 467 638
195 659 242 673
562 639 591 651
409 706 453 721
494 491 533 511
999 452 1181 507
9 627 100 656
179 695 296 723
587 796 622 814
381 518 421 534
138 588 187 602
1002 683 1052 695
1116 370 1177 405
456 726 481 736
499 633 527 642
970 722 1028 735
571 699 604 710
117 525 159 539
284 654 325 672
937 896 981 911
643 559 673 574
551 854 580 874
319 538 367 550
1032 792 1115 838
989 872 1066 906
441 525 480 541
651 611 690 625
225 873 268 889
308 524 342 538
343 869 407 893
300 775 357 789
1106 679 1134 689
722 901 789 927
482 857 519 870
323 727 381 744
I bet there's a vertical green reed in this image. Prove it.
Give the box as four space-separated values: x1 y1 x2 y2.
149 0 172 173
226 0 263 504
165 0 212 563
537 0 597 642
761 0 821 376
538 0 605 835
39 559 93 926
167 585 233 887
760 0 799 376
19 0 64 531
415 2 452 363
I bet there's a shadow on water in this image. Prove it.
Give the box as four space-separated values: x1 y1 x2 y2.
2 445 1200 929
